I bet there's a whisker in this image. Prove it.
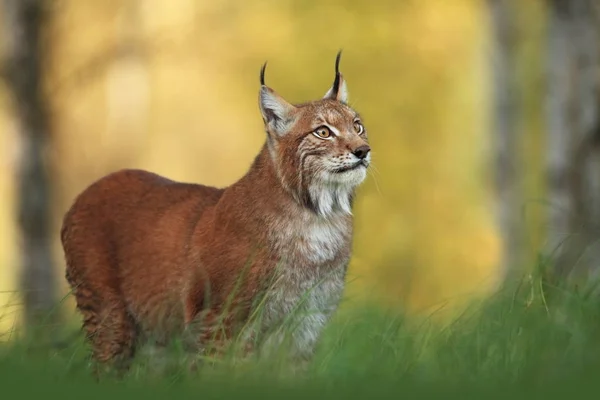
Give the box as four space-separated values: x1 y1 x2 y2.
368 163 383 196
369 163 382 177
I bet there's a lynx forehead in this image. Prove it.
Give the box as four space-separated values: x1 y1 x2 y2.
61 51 371 371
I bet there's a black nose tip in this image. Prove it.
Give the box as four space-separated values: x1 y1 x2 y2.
352 145 371 160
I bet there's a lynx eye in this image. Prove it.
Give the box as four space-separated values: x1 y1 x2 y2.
313 126 332 139
353 120 364 135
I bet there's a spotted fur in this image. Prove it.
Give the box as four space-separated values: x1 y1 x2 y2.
61 52 371 368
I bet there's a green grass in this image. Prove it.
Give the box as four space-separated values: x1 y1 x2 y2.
2 270 600 399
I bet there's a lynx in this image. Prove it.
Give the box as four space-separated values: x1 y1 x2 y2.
61 52 371 369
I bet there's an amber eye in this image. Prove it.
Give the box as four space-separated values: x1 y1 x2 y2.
353 120 364 135
313 126 332 139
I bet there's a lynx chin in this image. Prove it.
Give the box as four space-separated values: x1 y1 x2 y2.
61 51 371 370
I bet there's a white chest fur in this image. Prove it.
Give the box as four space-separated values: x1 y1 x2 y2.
258 212 351 358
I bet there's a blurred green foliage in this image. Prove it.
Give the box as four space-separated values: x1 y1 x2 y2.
3 271 600 396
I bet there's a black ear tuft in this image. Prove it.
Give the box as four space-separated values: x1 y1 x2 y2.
332 50 343 95
260 62 267 86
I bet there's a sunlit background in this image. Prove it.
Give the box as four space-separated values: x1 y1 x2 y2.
0 0 561 335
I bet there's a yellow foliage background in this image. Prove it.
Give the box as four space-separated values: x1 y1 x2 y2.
0 0 547 333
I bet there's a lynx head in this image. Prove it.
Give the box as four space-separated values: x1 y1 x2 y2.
258 51 371 217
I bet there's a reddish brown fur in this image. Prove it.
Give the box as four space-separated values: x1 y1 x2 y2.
62 153 281 364
61 56 370 368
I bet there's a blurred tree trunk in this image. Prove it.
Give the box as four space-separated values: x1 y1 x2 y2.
545 0 600 283
488 0 524 280
1 0 57 327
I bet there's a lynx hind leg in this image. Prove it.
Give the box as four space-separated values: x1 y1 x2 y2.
66 269 138 374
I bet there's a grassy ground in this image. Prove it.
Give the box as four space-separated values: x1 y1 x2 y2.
2 269 600 399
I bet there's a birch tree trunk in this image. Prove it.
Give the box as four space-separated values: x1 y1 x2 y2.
488 0 523 280
545 0 600 283
1 0 56 328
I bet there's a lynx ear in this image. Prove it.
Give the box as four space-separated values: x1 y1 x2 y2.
323 50 348 103
259 62 296 135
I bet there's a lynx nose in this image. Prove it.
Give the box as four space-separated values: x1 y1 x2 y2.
352 145 371 160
